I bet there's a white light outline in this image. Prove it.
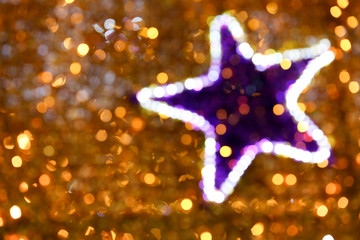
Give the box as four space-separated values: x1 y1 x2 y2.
136 13 335 203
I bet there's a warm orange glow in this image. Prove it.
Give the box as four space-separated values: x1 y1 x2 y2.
10 205 22 219
17 132 32 150
273 104 284 116
334 25 346 38
285 174 297 186
77 43 89 57
180 198 193 211
115 106 126 118
57 229 69 238
39 174 51 186
340 39 351 52
180 134 192 145
219 146 232 157
147 27 159 39
215 124 227 135
317 205 328 217
131 117 144 131
221 68 233 79
326 182 341 195
266 2 278 14
280 59 292 70
339 70 350 83
114 40 126 52
251 222 264 236
70 62 81 75
144 173 156 185
99 109 112 122
347 16 359 28
157 72 168 84
349 81 359 93
272 173 284 185
330 6 342 18
200 231 212 240
337 0 349 9
317 160 329 168
239 104 250 115
95 130 107 142
11 156 23 168
338 197 349 208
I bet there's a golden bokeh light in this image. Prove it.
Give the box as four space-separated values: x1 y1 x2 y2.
17 132 32 150
251 222 264 236
347 16 359 28
273 104 284 116
280 59 292 70
157 72 168 84
147 27 159 39
180 198 193 211
349 81 359 93
144 173 156 185
272 173 284 185
11 156 22 168
77 43 89 57
339 70 350 83
266 2 278 14
334 25 346 38
83 193 95 205
317 205 328 217
10 205 22 219
70 62 81 75
340 39 351 52
200 231 212 240
285 174 297 186
180 134 192 145
95 130 108 142
337 0 349 9
215 124 227 135
330 6 342 18
39 174 51 186
219 146 232 157
338 197 349 208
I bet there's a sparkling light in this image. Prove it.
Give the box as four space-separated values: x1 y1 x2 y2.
180 198 193 211
136 13 334 203
77 43 89 57
10 205 22 219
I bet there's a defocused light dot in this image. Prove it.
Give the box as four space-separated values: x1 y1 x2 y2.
330 6 342 18
3 136 14 149
347 16 358 28
131 117 144 131
39 174 51 186
220 146 232 157
273 104 284 116
285 174 297 185
326 182 341 195
334 25 347 37
19 181 28 193
317 160 329 168
287 225 298 236
10 205 21 219
349 81 359 93
94 49 106 61
216 109 227 120
266 2 278 14
157 72 168 84
297 121 308 133
280 59 292 70
272 173 284 185
322 235 334 240
63 37 74 50
215 124 227 135
0 217 3 227
114 40 126 52
95 130 107 142
38 71 53 83
65 0 74 3
17 133 31 150
181 198 193 211
339 70 350 83
83 193 95 205
57 229 69 239
99 109 112 122
144 173 156 185
36 102 47 113
337 0 349 9
147 27 159 39
248 18 260 31
115 106 126 118
77 43 89 57
70 62 81 75
11 156 22 168
221 68 233 79
200 231 212 240
181 134 192 145
340 39 351 52
251 222 264 236
338 196 349 208
317 205 328 217
52 74 66 88
43 145 55 157
239 104 250 115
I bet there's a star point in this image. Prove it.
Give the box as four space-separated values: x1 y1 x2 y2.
137 13 335 203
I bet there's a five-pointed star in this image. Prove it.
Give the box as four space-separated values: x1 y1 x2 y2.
137 14 334 203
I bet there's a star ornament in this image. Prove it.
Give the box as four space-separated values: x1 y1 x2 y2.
136 14 335 203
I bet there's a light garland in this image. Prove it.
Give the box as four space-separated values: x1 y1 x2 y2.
137 13 335 203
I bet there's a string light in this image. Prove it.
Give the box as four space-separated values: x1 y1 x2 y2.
137 13 334 203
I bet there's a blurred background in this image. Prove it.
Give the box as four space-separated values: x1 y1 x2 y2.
0 0 360 239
